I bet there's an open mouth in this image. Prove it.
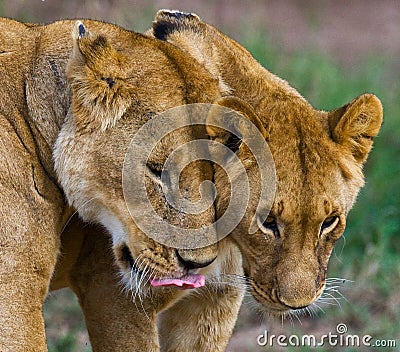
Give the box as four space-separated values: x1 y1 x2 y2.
119 244 206 290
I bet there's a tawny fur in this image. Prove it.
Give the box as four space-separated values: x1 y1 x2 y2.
0 17 243 352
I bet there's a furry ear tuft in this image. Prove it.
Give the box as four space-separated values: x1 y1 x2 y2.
155 9 201 23
150 10 232 95
152 9 201 41
328 93 383 163
67 22 130 131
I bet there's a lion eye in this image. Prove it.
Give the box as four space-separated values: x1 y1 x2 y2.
320 216 339 235
257 216 279 238
101 76 115 88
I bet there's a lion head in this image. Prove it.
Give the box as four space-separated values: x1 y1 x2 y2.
54 21 227 293
210 94 382 314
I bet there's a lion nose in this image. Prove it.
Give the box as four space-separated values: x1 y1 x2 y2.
176 249 217 269
275 252 319 309
275 281 316 310
275 278 316 309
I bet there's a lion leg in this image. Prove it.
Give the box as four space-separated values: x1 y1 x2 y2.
158 240 244 352
68 224 161 352
0 217 60 352
158 285 244 352
0 121 66 351
0 182 63 348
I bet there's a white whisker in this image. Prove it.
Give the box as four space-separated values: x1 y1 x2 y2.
60 197 98 234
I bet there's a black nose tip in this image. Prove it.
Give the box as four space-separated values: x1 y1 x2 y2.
176 250 216 270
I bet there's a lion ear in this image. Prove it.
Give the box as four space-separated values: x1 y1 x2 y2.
206 96 267 154
150 10 232 94
67 21 130 130
328 93 383 163
152 10 202 40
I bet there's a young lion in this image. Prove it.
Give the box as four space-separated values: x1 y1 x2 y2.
146 9 383 350
0 18 247 351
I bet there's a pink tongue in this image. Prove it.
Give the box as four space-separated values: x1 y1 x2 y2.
150 274 205 289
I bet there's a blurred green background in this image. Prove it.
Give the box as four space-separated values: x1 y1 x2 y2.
1 1 398 351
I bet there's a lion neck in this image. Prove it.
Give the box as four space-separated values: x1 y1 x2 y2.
209 27 310 114
23 23 74 182
0 19 70 187
157 21 310 126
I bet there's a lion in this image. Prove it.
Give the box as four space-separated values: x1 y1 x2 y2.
0 17 247 351
145 9 383 349
0 12 383 352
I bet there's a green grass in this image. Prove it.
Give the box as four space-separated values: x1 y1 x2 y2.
40 28 399 352
44 289 91 352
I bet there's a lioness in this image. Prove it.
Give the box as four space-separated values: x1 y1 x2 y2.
0 18 247 351
145 9 383 349
0 12 383 352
